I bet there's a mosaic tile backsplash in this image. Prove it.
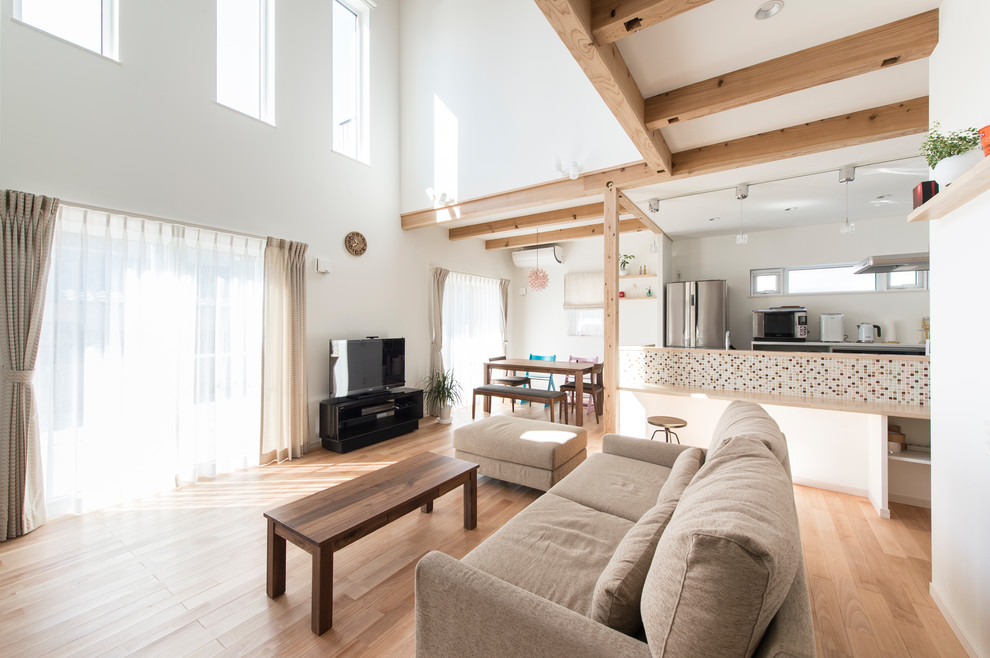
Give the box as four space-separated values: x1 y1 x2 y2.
621 348 929 407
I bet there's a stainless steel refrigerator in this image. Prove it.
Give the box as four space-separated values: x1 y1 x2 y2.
665 280 727 348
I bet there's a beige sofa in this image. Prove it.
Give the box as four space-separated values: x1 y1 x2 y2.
415 401 815 657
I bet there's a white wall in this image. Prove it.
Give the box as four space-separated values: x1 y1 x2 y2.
670 216 930 346
618 392 875 496
510 232 660 367
928 0 990 652
0 0 513 438
397 0 641 211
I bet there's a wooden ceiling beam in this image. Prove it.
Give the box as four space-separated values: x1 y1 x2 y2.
401 161 659 230
447 203 632 241
644 10 938 129
534 0 673 174
591 0 716 45
405 99 927 233
484 219 649 250
671 97 929 178
617 190 664 234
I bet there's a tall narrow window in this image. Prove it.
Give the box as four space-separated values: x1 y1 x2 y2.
15 0 118 58
333 0 371 163
217 0 274 123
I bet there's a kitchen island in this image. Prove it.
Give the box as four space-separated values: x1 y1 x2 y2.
618 346 930 518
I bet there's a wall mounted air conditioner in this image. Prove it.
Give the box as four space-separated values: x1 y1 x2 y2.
511 245 564 268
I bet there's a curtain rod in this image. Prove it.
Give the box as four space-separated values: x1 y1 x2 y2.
433 265 509 284
60 199 267 241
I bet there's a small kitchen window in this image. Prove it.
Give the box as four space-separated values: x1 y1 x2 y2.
751 269 783 295
751 263 927 296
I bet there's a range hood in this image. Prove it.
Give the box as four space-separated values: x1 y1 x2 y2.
853 252 929 274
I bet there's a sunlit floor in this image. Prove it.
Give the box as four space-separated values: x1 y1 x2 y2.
0 401 966 656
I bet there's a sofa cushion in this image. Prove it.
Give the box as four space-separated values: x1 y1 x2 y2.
708 401 787 468
463 492 634 614
641 436 801 658
549 452 673 522
590 448 704 634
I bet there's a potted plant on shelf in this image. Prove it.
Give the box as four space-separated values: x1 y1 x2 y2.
424 369 462 425
920 122 984 187
619 254 635 276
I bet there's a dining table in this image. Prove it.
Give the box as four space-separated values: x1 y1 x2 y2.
483 359 603 427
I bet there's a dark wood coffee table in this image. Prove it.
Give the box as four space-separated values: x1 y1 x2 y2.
264 451 479 635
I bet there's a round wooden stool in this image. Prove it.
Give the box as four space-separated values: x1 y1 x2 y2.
647 416 687 443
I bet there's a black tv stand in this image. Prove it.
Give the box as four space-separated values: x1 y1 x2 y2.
319 387 424 453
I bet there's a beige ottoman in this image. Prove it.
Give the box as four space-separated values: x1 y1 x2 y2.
453 416 588 491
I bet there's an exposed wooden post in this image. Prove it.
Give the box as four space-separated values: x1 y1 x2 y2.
603 183 620 434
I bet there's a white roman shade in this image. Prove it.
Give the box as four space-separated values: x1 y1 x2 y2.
564 271 604 309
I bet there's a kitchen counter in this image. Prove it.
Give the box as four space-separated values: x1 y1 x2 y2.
619 382 930 419
750 341 927 355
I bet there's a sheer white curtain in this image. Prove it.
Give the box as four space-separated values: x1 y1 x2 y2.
441 272 504 399
35 206 265 517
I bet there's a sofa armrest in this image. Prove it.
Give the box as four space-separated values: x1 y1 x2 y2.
602 433 704 468
753 557 816 658
415 551 651 658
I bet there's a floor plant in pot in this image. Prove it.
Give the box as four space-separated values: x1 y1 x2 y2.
424 369 462 425
920 122 983 187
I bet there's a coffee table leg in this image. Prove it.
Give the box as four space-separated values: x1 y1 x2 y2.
312 545 333 635
421 500 434 513
463 469 478 530
267 519 286 598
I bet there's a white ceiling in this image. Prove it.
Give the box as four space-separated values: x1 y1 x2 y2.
451 0 938 244
614 0 937 239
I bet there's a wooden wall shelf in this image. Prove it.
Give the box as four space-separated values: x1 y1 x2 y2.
908 154 990 222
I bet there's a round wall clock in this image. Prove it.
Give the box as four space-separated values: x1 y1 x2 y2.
344 231 367 256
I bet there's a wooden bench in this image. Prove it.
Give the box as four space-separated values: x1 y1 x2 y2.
472 385 568 424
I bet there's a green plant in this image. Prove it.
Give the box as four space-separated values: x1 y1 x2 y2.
619 254 635 270
424 369 462 408
919 122 981 168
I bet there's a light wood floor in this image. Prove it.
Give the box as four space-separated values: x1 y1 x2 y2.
0 403 967 657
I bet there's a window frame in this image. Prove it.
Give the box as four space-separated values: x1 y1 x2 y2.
13 0 119 60
332 0 372 164
215 0 275 124
750 262 929 296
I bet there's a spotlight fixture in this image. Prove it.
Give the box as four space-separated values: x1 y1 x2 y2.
839 165 856 235
735 184 749 245
755 0 784 20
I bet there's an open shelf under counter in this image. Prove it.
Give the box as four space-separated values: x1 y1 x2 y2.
889 449 931 465
908 153 990 222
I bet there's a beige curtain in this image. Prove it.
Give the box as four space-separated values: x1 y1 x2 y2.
260 238 310 464
499 278 509 355
1 190 58 541
428 267 450 416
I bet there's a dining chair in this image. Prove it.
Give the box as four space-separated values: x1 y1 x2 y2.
489 356 530 412
525 355 556 407
559 356 603 423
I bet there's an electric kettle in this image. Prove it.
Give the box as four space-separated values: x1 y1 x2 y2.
857 323 882 343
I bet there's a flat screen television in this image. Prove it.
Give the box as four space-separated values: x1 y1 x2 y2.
329 338 405 398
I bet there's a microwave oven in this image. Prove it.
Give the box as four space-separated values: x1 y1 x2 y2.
753 307 809 341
